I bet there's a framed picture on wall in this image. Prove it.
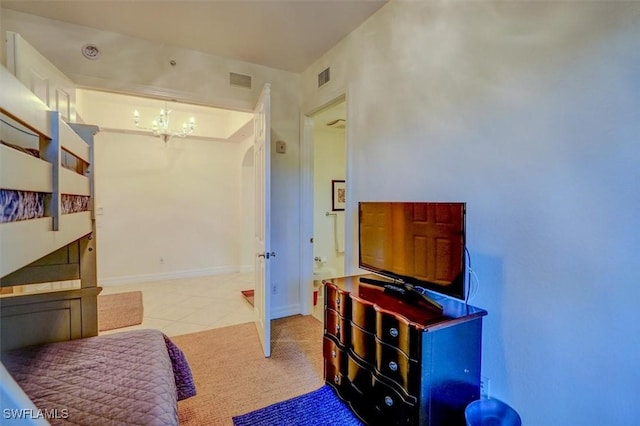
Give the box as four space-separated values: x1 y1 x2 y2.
332 180 346 211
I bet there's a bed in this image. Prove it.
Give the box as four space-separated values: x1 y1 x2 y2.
0 64 100 349
0 64 196 424
1 329 196 425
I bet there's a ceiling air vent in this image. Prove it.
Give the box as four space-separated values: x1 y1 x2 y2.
318 67 330 88
230 72 252 89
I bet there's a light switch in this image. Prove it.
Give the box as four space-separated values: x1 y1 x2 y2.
276 140 286 154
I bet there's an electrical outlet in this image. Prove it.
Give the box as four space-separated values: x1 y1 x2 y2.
480 376 491 399
271 282 277 294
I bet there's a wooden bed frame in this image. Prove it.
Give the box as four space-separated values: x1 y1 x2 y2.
0 65 100 351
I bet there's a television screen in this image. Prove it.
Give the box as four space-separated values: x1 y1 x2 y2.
358 202 466 301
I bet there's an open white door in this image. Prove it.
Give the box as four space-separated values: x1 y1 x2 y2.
253 84 272 357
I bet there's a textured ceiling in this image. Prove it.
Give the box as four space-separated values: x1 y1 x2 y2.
1 0 388 73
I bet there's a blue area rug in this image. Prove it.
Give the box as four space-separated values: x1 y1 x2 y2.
232 385 363 426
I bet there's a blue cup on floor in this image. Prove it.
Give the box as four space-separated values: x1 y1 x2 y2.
465 398 521 426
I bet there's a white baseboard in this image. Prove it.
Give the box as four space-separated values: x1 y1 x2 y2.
271 303 301 319
99 266 245 286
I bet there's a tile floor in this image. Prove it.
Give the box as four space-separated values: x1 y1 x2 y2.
99 272 256 337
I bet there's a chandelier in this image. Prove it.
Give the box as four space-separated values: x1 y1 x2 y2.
133 105 195 143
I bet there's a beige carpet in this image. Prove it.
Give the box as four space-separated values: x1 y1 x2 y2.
173 315 324 426
97 291 144 332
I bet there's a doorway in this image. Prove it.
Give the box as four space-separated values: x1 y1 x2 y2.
78 89 259 335
300 98 348 319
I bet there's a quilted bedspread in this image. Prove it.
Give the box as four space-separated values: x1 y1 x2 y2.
1 329 195 425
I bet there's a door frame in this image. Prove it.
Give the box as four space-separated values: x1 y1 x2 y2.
299 93 352 315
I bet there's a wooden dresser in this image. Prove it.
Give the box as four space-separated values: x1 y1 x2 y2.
323 275 487 426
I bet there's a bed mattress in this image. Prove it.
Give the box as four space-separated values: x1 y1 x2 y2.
1 140 91 223
1 329 196 425
0 190 45 222
0 190 90 223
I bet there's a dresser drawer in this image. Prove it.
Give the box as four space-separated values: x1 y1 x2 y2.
347 352 374 396
372 376 416 426
350 294 376 331
324 358 349 400
325 308 349 346
346 383 376 425
376 340 419 397
351 322 376 365
375 307 421 359
325 281 350 317
323 337 345 372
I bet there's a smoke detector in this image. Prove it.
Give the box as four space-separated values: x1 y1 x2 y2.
81 44 101 60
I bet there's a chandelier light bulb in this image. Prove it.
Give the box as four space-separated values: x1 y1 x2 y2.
133 104 196 144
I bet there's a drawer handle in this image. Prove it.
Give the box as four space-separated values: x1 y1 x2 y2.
336 324 340 332
389 361 398 372
334 375 340 385
384 396 394 407
389 327 399 338
331 350 337 358
336 297 341 306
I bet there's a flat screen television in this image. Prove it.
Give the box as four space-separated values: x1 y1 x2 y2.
358 202 466 310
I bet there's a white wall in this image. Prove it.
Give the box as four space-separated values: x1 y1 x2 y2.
2 9 303 314
0 6 4 67
302 2 640 425
97 133 245 283
313 128 346 276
